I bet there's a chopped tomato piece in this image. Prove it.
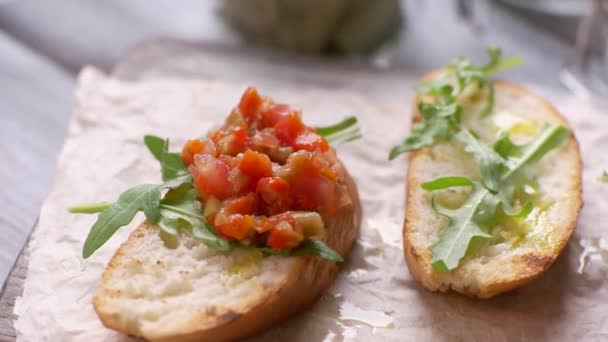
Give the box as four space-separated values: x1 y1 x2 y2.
274 113 305 145
239 87 263 124
267 222 304 251
261 104 291 128
217 126 249 156
218 154 237 169
181 139 215 164
256 177 291 215
293 131 330 152
216 214 256 240
251 128 280 151
223 193 257 216
284 151 340 212
238 150 273 189
190 154 234 200
255 212 295 234
210 129 228 144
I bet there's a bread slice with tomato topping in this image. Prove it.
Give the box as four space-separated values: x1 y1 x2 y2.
93 88 361 341
404 79 582 299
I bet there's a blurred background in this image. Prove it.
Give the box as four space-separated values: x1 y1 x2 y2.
1 0 606 288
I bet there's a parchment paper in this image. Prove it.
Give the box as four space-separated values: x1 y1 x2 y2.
14 68 608 341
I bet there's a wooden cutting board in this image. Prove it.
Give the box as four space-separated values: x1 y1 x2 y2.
0 38 417 341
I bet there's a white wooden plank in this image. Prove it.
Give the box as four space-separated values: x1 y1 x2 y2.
0 32 73 284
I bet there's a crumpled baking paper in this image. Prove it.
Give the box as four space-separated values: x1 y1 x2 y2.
14 68 608 341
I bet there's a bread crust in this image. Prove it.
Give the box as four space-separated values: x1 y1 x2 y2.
403 79 582 299
93 167 361 341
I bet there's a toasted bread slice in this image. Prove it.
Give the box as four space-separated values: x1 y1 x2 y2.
94 170 361 341
404 80 582 299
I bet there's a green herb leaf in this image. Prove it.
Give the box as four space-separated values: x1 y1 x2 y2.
292 239 344 262
481 46 524 75
493 133 524 158
389 47 522 159
316 117 362 145
258 247 289 256
191 219 232 252
82 184 161 258
389 115 451 160
426 124 567 271
429 182 493 271
81 177 191 259
316 117 357 136
68 202 112 214
421 177 472 191
159 185 231 252
600 171 608 183
144 135 189 182
457 129 506 192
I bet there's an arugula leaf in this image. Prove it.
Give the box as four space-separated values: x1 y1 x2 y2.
421 177 472 191
426 124 567 271
82 184 161 258
481 46 524 75
292 239 344 262
80 177 191 258
493 133 524 158
316 117 358 136
144 135 189 181
429 181 493 271
68 202 112 214
316 116 362 145
389 47 522 160
457 129 506 192
600 171 608 183
389 115 452 160
158 186 231 252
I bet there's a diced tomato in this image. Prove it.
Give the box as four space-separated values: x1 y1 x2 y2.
181 139 215 164
210 129 228 144
185 87 348 249
222 193 257 216
239 87 263 124
216 126 249 156
256 177 291 215
218 154 237 169
190 154 234 200
267 222 304 251
216 214 256 240
293 131 329 152
251 128 280 151
274 113 305 145
254 212 294 233
261 104 291 128
238 150 273 192
284 151 340 212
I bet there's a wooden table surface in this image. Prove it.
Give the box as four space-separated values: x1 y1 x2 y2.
0 1 584 340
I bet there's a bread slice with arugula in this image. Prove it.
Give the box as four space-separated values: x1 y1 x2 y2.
70 87 362 341
390 48 582 299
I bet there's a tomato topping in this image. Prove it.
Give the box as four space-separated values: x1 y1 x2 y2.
261 104 291 128
239 87 263 124
274 113 305 145
256 177 291 215
216 214 256 240
181 139 214 164
267 222 304 251
183 87 351 250
237 150 273 192
223 193 257 216
284 151 340 213
293 131 330 152
191 154 234 200
251 128 280 151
